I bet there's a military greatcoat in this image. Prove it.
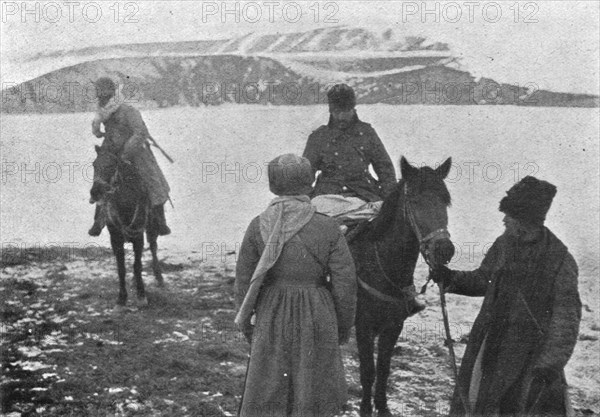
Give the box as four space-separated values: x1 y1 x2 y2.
235 213 357 417
101 104 170 206
302 114 396 202
448 229 581 416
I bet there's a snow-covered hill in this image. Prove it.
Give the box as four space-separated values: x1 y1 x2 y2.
2 27 597 113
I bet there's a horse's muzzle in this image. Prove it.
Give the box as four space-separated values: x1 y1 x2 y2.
90 181 108 204
432 238 455 265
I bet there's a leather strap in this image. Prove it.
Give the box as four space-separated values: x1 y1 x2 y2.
357 276 405 305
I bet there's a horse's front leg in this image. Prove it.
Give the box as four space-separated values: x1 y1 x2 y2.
110 231 127 306
132 234 147 306
147 228 164 287
374 323 404 417
356 310 376 417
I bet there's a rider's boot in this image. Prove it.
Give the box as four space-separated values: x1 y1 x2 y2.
403 285 426 316
345 220 370 243
88 203 106 237
154 204 171 236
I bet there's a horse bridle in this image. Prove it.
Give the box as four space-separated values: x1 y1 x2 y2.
402 182 451 268
96 156 149 238
359 182 451 305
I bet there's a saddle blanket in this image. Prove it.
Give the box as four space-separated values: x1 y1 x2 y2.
311 194 382 223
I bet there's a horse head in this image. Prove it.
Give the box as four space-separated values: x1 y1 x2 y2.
90 145 119 203
399 156 455 266
370 156 455 266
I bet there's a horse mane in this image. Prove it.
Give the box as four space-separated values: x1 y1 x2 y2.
406 166 452 206
368 182 402 239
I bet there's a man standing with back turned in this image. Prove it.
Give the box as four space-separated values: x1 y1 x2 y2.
432 176 581 416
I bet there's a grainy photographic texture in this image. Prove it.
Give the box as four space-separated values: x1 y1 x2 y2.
1 1 598 416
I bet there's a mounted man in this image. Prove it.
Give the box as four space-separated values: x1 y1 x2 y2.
303 83 425 315
303 83 396 220
88 77 171 237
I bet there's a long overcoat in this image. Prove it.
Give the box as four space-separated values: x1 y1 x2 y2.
101 104 170 206
235 213 357 417
448 229 581 416
302 114 396 202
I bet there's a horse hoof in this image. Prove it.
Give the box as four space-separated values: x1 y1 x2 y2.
135 297 148 307
359 402 373 417
377 408 393 417
113 304 127 314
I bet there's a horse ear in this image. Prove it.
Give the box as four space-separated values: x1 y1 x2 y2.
436 157 452 179
95 145 101 154
400 156 418 179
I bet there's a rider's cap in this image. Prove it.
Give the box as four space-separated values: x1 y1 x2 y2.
95 77 117 98
268 154 314 196
327 84 356 111
499 176 557 226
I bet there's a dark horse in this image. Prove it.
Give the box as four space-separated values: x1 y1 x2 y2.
350 156 454 417
90 145 164 308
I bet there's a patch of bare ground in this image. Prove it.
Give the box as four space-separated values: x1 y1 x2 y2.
1 248 598 416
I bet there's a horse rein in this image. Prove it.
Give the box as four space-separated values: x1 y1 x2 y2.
359 182 450 306
404 182 469 414
402 183 450 268
103 162 150 239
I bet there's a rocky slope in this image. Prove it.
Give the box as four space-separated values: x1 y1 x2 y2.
2 27 597 113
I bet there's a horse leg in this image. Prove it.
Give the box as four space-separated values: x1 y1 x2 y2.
132 235 148 307
147 228 164 287
374 324 404 417
110 231 127 306
356 317 376 417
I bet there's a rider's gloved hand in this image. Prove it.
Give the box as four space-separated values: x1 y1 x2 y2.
430 265 455 289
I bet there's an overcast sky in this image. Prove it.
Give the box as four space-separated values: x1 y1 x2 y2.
1 1 599 94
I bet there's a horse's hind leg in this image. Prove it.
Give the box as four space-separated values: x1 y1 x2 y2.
356 317 376 417
147 229 164 287
132 235 147 306
374 324 404 417
110 232 127 307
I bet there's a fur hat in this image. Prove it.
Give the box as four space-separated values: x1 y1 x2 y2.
95 77 117 98
327 84 356 111
499 176 557 226
268 154 314 196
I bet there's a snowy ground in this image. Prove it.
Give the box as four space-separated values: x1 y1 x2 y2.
2 104 598 256
1 104 599 415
